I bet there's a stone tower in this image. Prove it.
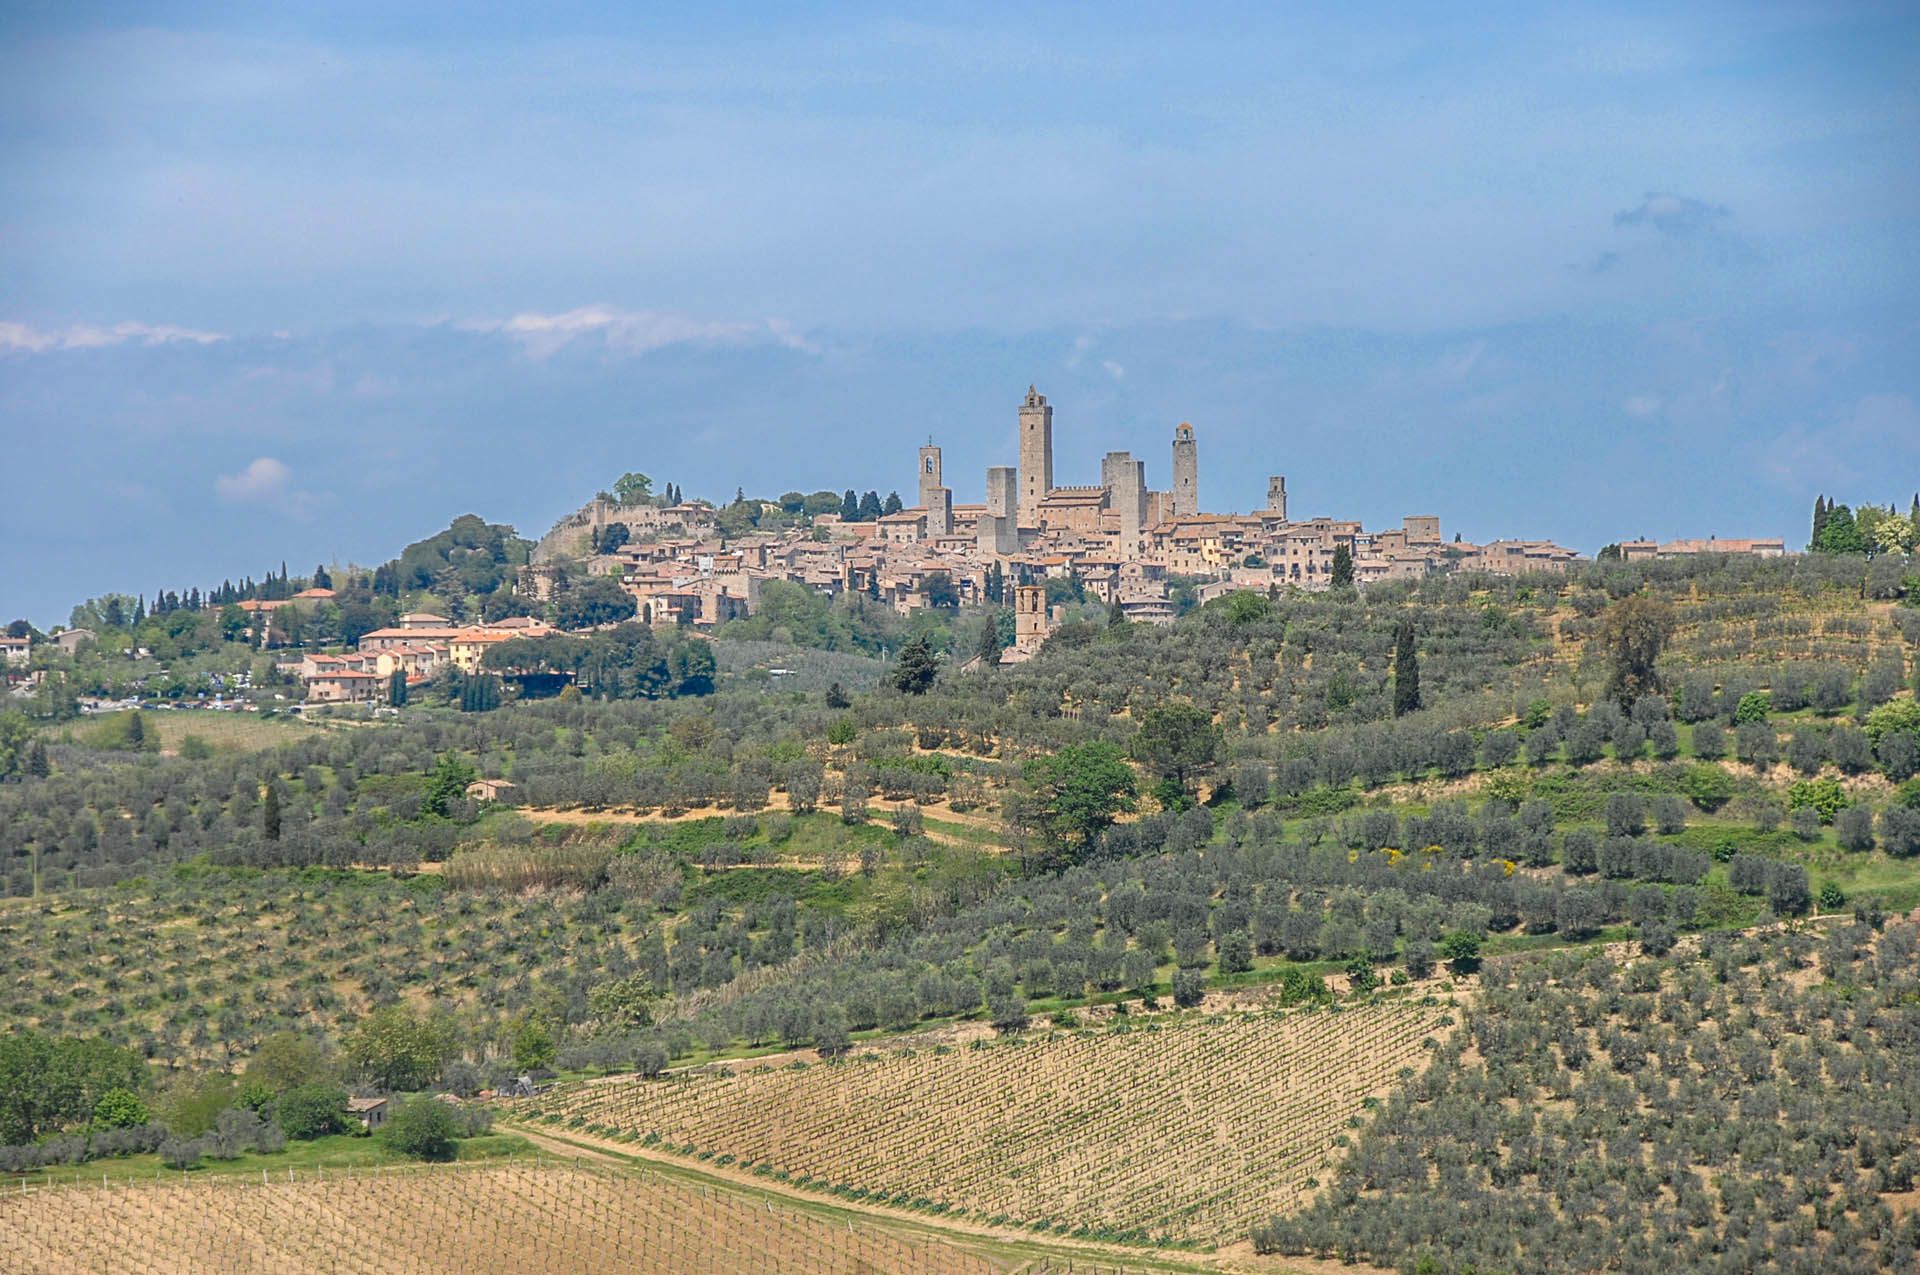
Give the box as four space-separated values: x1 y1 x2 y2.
979 466 1019 555
918 443 950 536
1013 583 1051 655
1101 451 1147 560
1267 476 1288 521
917 443 942 510
1017 386 1053 526
1171 422 1198 517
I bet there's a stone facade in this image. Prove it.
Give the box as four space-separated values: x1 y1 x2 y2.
1170 423 1198 517
1017 386 1053 527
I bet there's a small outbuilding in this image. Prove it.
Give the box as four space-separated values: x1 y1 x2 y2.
346 1095 389 1132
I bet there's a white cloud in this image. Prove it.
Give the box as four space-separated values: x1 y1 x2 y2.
0 319 226 353
1102 359 1126 380
1623 394 1662 419
215 456 292 503
459 305 814 359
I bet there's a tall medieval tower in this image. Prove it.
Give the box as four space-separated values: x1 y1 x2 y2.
917 443 942 510
1267 476 1288 521
1018 386 1053 526
1170 422 1198 517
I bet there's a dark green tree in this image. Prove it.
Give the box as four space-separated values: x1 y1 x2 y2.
1440 930 1483 976
890 633 939 695
262 781 282 841
1811 494 1829 549
857 490 884 521
840 490 859 521
388 668 408 708
882 491 904 516
422 752 477 818
1019 741 1138 864
123 711 146 751
1600 594 1674 707
1391 621 1421 717
1131 702 1222 801
553 577 637 630
612 472 653 505
377 1096 459 1160
1330 543 1354 589
921 571 959 609
24 738 50 779
975 616 1004 665
1814 503 1866 554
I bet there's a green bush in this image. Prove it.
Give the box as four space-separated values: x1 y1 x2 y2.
1787 777 1847 825
271 1084 350 1141
1682 763 1735 811
1734 692 1771 725
376 1096 459 1161
91 1088 149 1130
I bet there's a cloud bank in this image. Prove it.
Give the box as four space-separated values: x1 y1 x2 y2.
459 306 815 360
0 320 226 354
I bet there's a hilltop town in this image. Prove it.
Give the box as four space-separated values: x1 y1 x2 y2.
1 384 1803 713
529 384 1784 648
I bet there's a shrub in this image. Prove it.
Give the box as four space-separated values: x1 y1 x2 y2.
1790 806 1823 841
1683 763 1733 810
377 1096 460 1161
1691 720 1727 761
1883 806 1920 859
1836 804 1876 851
1171 969 1206 1008
1440 931 1482 977
1652 795 1688 835
1734 691 1771 725
1217 931 1254 975
1787 777 1847 824
1604 794 1646 838
158 1136 202 1170
271 1084 349 1141
92 1088 149 1131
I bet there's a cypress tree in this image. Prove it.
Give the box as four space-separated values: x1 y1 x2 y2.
24 740 49 779
389 668 408 708
976 616 1003 665
262 782 282 841
1330 543 1355 589
123 712 145 750
1392 622 1422 717
1811 495 1829 549
841 490 859 521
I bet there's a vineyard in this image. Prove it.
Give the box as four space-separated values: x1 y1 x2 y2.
520 1002 1455 1244
0 1159 1139 1274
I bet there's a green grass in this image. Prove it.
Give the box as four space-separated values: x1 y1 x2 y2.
3 1131 533 1187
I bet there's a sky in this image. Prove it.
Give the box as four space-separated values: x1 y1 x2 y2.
2 1 1917 626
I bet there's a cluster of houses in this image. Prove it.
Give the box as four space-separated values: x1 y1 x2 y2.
292 612 554 704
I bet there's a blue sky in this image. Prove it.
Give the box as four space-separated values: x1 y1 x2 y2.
2 2 1917 625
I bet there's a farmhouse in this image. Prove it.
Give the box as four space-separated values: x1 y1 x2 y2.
346 1096 389 1131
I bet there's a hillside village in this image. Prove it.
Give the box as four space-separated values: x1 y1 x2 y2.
2 385 1799 710
523 385 1783 656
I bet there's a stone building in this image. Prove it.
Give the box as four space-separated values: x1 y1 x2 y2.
1017 386 1053 527
1101 451 1147 559
1170 423 1198 517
